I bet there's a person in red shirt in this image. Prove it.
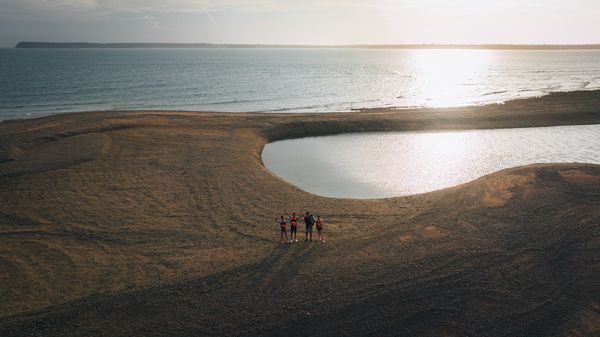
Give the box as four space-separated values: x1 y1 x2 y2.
285 210 300 242
315 215 325 243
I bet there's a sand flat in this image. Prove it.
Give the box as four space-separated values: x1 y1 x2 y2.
0 91 599 336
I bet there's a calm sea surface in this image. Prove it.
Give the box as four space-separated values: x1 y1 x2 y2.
1 48 600 120
262 125 600 199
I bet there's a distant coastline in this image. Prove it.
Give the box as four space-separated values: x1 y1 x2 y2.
14 41 600 50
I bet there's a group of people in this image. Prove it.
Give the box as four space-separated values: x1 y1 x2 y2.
277 210 325 244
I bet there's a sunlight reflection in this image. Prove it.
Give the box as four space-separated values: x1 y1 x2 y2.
385 131 474 194
408 50 494 107
417 132 470 160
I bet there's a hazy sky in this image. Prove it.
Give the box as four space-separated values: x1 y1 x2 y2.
1 0 599 47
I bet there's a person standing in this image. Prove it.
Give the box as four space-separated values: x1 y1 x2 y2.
277 215 289 244
303 211 315 242
286 210 300 242
316 215 325 243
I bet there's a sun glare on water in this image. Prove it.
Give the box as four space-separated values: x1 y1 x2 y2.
329 131 476 196
408 49 494 107
377 131 475 194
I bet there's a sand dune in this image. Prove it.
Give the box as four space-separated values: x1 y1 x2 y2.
1 91 599 336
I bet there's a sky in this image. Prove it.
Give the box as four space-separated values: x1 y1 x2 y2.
1 0 600 47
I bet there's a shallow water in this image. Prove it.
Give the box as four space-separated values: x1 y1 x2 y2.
2 48 600 120
262 124 600 199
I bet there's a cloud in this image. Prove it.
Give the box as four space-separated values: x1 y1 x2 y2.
142 15 160 28
15 0 599 15
12 0 600 28
19 0 284 14
96 0 270 13
17 0 370 15
22 0 99 11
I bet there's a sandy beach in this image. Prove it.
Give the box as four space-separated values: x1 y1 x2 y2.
1 90 599 336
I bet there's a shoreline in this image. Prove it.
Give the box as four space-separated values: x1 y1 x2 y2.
1 90 599 336
3 89 600 126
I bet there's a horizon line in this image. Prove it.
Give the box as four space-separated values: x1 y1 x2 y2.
14 41 600 50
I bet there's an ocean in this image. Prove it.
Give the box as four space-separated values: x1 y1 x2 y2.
1 48 600 120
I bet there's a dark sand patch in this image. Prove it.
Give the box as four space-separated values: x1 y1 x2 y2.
0 133 111 176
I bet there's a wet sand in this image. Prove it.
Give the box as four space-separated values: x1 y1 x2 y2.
1 90 599 336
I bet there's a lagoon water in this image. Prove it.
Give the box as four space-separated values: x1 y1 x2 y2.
262 125 600 199
2 48 600 120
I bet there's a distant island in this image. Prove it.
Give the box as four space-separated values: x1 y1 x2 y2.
15 42 600 50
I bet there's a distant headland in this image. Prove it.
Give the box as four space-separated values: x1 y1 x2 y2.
14 42 600 50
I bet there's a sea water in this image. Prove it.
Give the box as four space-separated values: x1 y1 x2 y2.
262 125 600 198
1 48 600 120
